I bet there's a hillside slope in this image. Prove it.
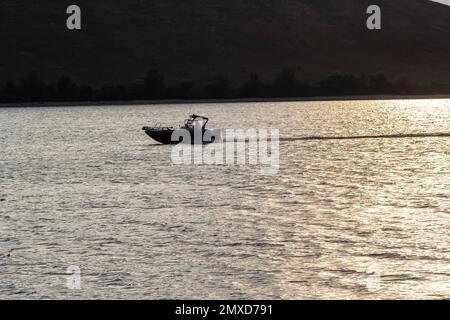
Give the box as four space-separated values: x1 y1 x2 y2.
1 0 450 87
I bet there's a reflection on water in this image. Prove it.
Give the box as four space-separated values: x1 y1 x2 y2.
0 99 449 299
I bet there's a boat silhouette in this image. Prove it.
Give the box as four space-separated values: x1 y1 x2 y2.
142 114 217 144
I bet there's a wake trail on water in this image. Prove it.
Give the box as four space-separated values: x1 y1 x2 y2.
282 132 450 141
222 132 450 143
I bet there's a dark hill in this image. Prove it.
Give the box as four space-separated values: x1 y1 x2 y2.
1 0 450 88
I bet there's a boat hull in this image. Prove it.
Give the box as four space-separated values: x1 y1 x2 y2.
144 128 178 144
143 127 216 145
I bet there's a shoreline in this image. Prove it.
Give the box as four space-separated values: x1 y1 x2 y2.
1 94 449 108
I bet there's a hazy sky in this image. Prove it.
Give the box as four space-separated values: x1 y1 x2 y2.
432 0 450 5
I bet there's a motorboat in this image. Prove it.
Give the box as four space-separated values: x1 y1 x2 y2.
142 114 217 144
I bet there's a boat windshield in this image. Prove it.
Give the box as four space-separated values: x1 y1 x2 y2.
184 119 203 129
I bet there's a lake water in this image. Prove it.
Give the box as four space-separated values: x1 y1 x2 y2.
0 99 450 299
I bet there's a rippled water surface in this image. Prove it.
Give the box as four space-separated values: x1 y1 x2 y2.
1 99 450 299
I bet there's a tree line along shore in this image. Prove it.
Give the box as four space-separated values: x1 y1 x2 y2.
1 67 449 104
